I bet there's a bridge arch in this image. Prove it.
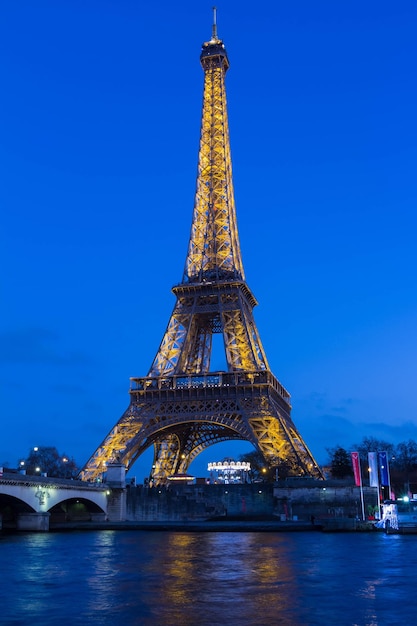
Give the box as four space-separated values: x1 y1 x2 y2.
48 496 106 524
0 493 36 530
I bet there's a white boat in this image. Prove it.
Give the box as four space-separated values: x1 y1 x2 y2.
375 498 417 534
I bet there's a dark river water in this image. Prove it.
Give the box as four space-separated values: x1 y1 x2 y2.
0 530 415 625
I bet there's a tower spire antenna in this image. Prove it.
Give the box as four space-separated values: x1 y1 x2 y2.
212 6 218 40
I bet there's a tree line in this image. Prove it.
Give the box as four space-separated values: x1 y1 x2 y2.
238 436 417 494
5 437 417 492
15 446 78 479
327 436 417 494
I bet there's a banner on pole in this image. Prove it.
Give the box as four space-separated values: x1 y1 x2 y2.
368 452 379 488
351 452 361 487
377 451 390 487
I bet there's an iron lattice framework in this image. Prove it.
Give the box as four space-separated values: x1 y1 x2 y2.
80 16 323 484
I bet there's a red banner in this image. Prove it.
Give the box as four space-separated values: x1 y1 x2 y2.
351 452 361 486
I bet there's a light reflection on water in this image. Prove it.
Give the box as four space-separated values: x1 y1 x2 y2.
0 530 416 625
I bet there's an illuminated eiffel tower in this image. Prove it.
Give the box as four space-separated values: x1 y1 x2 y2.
80 12 323 484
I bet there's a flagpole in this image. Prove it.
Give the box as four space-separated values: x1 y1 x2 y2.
359 464 365 521
351 452 365 521
375 455 380 516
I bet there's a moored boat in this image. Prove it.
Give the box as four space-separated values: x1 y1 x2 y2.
375 498 417 534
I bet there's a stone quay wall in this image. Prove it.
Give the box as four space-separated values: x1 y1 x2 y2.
124 481 378 523
273 483 378 521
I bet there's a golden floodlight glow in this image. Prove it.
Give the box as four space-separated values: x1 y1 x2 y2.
79 11 324 486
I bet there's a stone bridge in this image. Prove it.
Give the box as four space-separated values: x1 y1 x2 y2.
0 465 126 531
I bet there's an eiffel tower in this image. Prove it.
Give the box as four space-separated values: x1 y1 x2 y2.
80 12 323 484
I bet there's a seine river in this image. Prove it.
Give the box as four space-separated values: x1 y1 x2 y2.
0 529 414 625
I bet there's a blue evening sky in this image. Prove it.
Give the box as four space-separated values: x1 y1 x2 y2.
1 1 416 481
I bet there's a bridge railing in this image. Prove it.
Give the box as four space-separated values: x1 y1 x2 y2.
0 471 107 489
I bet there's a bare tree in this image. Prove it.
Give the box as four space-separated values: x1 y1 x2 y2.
20 446 78 478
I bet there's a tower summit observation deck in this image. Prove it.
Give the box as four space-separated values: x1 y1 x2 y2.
80 11 323 485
